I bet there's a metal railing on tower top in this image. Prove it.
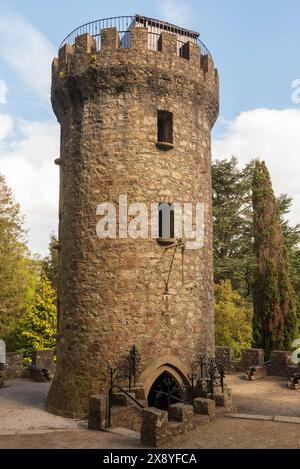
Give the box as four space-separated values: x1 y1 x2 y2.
59 14 212 58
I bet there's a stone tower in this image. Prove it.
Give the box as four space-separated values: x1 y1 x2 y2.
46 15 219 417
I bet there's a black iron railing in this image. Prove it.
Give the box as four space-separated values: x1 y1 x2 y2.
59 14 212 58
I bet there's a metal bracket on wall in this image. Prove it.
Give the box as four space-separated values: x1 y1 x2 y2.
162 239 185 296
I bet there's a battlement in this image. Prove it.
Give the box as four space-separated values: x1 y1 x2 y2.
53 28 218 87
53 15 218 87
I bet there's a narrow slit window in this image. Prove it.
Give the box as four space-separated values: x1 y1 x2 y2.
158 203 175 239
157 110 173 144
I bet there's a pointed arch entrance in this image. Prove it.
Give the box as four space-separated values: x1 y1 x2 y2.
138 354 191 404
147 371 182 409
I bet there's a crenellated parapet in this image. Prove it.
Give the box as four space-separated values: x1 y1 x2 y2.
52 27 219 126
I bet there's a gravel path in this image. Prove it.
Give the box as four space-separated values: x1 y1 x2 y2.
0 379 81 434
1 374 300 448
226 374 300 417
0 420 300 449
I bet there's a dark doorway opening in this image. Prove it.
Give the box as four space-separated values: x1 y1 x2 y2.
147 372 181 410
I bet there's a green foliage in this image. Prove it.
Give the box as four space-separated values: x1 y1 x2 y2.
252 161 298 357
277 194 300 317
0 174 38 350
214 280 253 358
23 357 32 367
42 233 59 292
15 273 57 356
212 158 300 314
212 157 256 297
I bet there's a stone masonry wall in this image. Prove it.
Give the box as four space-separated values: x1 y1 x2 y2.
216 346 300 378
215 346 234 372
4 352 24 380
32 350 55 372
1 350 55 381
241 348 264 370
46 26 219 418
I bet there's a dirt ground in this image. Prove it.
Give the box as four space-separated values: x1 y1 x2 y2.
227 373 300 417
0 419 299 449
0 379 80 434
1 374 300 449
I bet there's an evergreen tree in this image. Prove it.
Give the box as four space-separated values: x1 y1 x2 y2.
252 161 298 356
212 158 256 297
212 158 300 312
15 273 57 355
277 194 300 316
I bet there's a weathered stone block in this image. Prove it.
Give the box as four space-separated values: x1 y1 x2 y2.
201 54 215 74
180 41 200 66
214 393 231 407
194 398 216 416
111 392 136 406
169 403 194 424
241 348 264 370
88 394 108 430
75 33 96 54
4 352 24 380
101 27 120 50
31 350 55 372
131 27 148 51
133 386 146 400
270 351 291 377
246 365 269 381
140 408 168 447
215 346 234 372
158 32 177 55
58 44 73 66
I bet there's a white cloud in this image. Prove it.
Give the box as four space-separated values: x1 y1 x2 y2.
160 0 191 26
0 112 13 139
0 5 55 102
0 118 60 255
0 79 6 103
213 108 300 227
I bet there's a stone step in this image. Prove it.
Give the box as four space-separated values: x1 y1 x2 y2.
112 392 147 409
111 392 136 407
121 387 146 400
104 427 140 440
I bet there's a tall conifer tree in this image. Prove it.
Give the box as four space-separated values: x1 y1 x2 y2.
252 161 298 356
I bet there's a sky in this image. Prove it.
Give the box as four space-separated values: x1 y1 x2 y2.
0 0 299 255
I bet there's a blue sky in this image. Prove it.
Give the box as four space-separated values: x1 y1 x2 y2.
0 0 300 254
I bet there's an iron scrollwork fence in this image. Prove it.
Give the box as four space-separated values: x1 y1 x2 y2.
99 345 144 427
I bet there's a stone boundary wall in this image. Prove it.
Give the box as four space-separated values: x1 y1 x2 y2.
31 350 55 372
4 352 24 380
216 346 300 378
2 350 55 381
215 346 234 372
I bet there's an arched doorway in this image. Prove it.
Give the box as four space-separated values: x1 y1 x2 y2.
147 371 182 410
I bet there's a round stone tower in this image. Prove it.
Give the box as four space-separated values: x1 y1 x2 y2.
46 15 219 417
